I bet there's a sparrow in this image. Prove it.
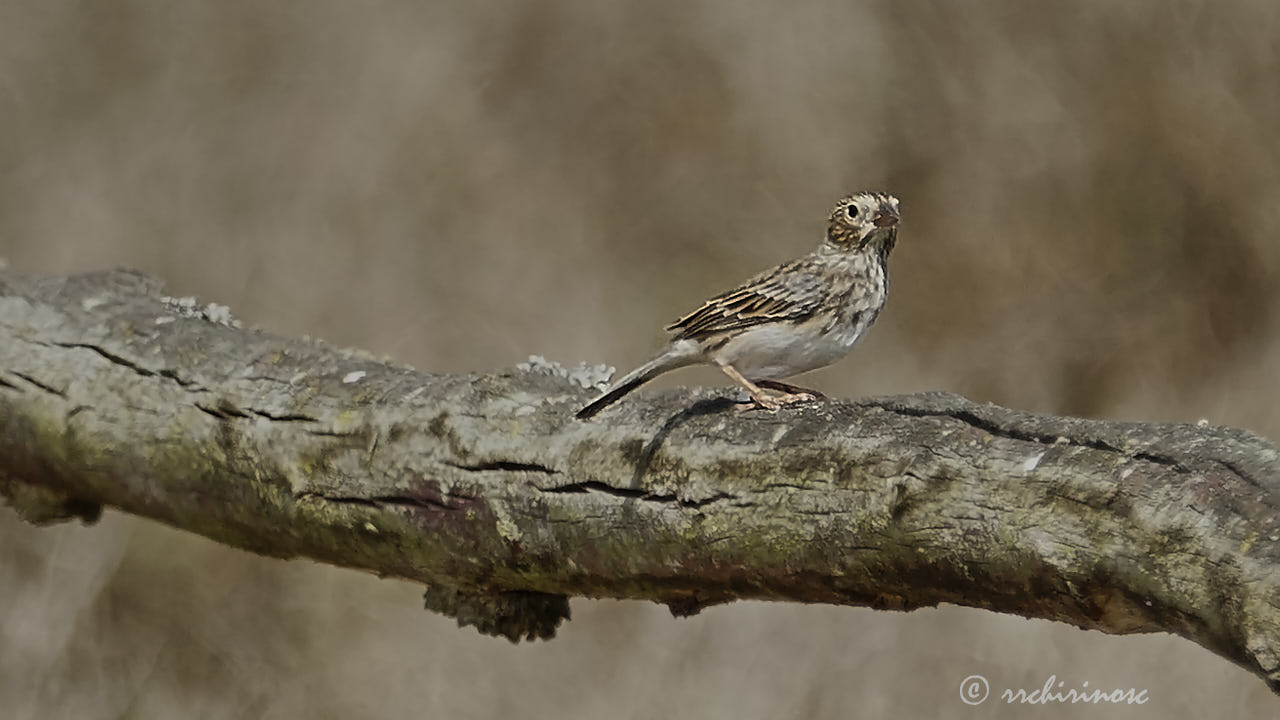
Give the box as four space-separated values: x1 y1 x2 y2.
576 191 900 419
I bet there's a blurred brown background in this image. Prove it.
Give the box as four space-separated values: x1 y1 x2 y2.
2 1 1279 718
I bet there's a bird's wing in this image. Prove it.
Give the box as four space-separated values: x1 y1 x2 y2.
665 260 827 340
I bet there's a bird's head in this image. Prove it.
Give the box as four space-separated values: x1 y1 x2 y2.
826 191 900 253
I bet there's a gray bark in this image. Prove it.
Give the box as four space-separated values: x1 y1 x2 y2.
2 268 1279 694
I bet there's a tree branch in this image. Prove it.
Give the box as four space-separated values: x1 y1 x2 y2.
2 269 1279 693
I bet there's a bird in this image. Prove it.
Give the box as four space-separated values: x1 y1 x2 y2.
576 191 901 419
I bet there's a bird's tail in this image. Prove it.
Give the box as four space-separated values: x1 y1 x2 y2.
576 344 696 420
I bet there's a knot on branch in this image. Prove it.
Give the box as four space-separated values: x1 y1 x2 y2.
0 476 102 526
422 585 570 643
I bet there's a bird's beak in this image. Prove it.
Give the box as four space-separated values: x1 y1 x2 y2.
873 205 900 228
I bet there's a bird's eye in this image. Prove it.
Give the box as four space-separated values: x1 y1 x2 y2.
845 205 859 220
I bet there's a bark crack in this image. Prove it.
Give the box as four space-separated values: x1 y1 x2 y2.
194 400 251 420
1214 458 1267 492
542 480 735 509
866 399 1186 470
9 371 65 397
249 409 319 423
445 459 558 475
51 341 197 388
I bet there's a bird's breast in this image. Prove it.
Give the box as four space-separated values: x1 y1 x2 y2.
709 252 889 380
713 316 860 379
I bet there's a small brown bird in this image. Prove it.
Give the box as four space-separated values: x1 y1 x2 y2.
577 191 900 419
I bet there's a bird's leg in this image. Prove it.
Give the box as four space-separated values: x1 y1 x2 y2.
753 379 827 401
718 364 785 411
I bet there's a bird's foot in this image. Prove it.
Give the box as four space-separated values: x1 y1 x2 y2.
753 379 827 400
733 387 823 413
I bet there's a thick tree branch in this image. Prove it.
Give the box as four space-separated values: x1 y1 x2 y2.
2 269 1280 693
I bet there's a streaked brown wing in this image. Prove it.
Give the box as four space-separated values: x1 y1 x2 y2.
665 262 825 340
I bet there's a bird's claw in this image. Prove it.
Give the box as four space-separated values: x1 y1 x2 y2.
733 388 822 413
753 379 828 400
